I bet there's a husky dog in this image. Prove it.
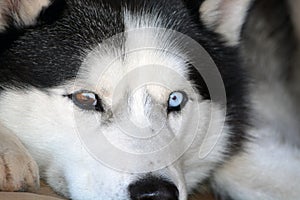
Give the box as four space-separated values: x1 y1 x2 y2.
0 0 300 200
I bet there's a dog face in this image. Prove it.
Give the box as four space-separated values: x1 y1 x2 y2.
0 0 250 199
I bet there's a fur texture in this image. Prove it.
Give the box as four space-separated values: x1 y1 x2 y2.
0 0 299 200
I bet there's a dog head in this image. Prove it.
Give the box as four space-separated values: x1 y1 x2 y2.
0 0 250 199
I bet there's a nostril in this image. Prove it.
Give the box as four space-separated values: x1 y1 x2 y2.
129 176 179 200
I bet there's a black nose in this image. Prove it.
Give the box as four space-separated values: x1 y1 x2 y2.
129 176 179 200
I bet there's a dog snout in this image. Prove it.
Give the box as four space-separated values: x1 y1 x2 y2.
128 176 179 200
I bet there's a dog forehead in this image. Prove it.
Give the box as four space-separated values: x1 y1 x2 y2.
74 12 190 102
77 48 188 103
1 0 207 96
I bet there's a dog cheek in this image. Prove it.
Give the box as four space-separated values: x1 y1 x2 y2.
167 113 183 136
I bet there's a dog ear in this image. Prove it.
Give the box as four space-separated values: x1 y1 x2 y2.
0 0 50 32
199 0 254 46
0 0 65 33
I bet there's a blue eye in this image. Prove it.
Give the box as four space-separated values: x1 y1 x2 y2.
168 91 187 112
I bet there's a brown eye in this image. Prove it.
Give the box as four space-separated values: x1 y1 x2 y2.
67 90 104 112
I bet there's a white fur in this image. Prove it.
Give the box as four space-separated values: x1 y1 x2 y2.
198 2 300 198
0 88 228 199
2 2 299 200
213 75 300 199
0 0 50 31
200 0 254 46
0 11 229 200
214 132 300 200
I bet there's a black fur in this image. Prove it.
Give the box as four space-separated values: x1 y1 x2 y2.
0 0 124 89
213 0 297 198
38 0 67 25
241 0 296 83
0 0 249 192
188 2 250 157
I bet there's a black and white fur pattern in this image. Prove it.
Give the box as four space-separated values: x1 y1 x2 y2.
0 0 299 199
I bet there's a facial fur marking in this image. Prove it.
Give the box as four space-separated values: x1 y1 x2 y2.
0 0 252 199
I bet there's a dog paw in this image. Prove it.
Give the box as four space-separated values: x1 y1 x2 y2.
0 0 51 32
0 150 40 192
